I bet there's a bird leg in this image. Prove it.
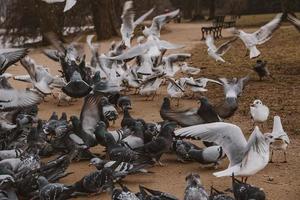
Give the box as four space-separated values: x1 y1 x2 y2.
269 150 274 163
176 98 180 107
282 151 287 163
151 92 157 101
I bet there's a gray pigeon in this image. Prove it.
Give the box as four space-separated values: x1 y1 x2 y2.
252 60 273 81
188 146 225 168
184 173 209 200
0 48 28 75
209 186 234 200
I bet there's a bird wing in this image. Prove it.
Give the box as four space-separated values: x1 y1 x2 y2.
0 76 13 89
241 126 269 168
0 89 42 111
121 1 135 47
150 9 180 36
167 78 185 92
41 0 65 3
133 7 155 27
64 0 77 12
174 122 248 166
13 75 32 83
216 37 238 55
80 94 102 136
165 53 191 65
43 49 61 62
287 14 300 32
253 13 283 45
205 35 217 51
20 57 38 81
0 49 28 74
271 116 290 144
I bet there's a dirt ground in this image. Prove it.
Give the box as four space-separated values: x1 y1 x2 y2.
7 21 300 199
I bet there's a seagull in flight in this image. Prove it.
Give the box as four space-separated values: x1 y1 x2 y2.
175 122 276 182
230 13 283 59
143 9 180 38
120 1 154 47
41 0 77 12
205 35 237 63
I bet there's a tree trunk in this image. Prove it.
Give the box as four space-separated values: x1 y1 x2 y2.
208 0 215 20
91 0 120 40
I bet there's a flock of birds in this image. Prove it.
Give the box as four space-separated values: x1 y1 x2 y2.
0 1 299 200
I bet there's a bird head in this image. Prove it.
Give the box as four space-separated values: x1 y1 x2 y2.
185 173 202 187
251 99 263 108
36 176 49 189
89 157 104 167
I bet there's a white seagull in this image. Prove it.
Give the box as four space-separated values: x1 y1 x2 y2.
41 0 77 12
143 9 180 38
250 99 269 124
269 116 290 163
205 35 237 62
180 62 201 75
175 122 275 182
120 1 154 47
230 13 283 59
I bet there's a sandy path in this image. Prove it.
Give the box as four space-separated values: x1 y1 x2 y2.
6 22 300 199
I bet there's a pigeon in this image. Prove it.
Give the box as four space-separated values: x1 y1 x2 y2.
120 1 154 47
121 121 145 149
232 174 266 200
175 122 276 182
197 97 221 123
188 146 225 168
112 184 140 200
143 9 180 38
89 157 151 174
287 14 300 32
209 186 234 200
44 33 92 98
37 176 74 200
172 140 202 162
138 185 178 200
230 13 283 58
0 76 42 111
205 35 237 62
41 0 77 12
184 173 209 200
252 60 273 80
121 108 136 129
20 56 54 95
134 121 176 165
269 116 290 163
250 99 269 125
160 97 205 127
181 62 201 75
0 48 28 75
0 149 23 160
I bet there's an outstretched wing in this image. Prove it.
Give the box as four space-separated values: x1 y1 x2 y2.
205 35 217 51
150 9 180 36
174 122 248 166
216 37 238 55
287 14 300 32
0 49 28 74
134 7 155 27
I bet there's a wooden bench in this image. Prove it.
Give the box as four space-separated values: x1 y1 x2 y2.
201 16 225 41
223 15 239 28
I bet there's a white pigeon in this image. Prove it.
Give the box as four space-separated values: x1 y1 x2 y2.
269 116 290 163
120 1 154 47
205 35 237 63
41 0 77 12
230 13 283 59
175 122 275 182
180 62 201 75
250 99 269 123
287 14 300 32
143 9 180 38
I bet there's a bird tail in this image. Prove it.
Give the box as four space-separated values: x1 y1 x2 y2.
213 165 239 177
249 46 260 59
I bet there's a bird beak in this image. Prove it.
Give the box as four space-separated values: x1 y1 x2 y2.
250 103 254 107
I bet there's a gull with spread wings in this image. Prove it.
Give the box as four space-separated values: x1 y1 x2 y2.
230 13 283 59
175 122 276 182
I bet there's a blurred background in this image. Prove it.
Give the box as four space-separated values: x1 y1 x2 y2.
0 0 299 47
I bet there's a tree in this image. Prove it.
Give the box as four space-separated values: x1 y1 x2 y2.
208 0 215 20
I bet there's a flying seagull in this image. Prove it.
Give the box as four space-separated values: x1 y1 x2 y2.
41 0 77 12
121 1 154 47
143 9 180 38
175 122 276 182
230 13 283 59
205 35 237 62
